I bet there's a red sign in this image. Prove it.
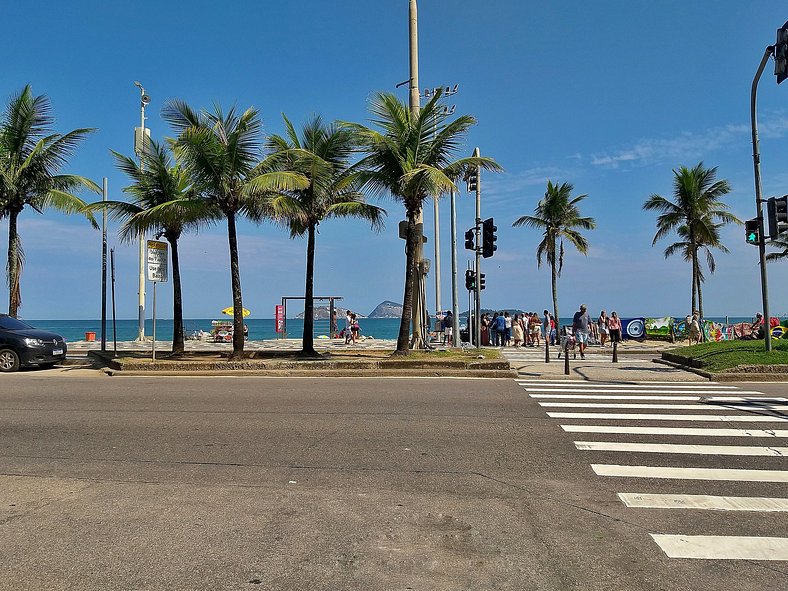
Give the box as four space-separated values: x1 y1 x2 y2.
275 305 285 333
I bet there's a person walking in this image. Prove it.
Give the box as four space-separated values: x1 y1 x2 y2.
504 312 512 347
481 313 490 346
608 311 622 345
490 312 499 347
688 312 701 345
572 304 592 359
443 311 454 347
345 310 353 344
495 312 506 347
598 310 609 347
512 314 524 347
331 309 338 339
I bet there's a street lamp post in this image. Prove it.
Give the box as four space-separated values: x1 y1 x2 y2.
133 82 150 342
423 86 458 323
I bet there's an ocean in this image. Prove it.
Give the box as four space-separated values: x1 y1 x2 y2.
23 315 758 343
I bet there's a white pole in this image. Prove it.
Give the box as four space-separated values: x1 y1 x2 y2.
152 281 157 360
135 83 147 341
434 195 441 316
450 187 459 345
408 0 425 349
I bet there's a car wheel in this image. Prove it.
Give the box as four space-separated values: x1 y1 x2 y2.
0 348 20 372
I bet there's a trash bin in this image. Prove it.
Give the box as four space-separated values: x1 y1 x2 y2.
85 331 96 342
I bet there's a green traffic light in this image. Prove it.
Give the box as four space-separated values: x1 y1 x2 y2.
748 232 757 242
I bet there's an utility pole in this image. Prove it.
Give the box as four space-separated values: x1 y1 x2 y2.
450 186 460 346
133 82 150 341
473 147 482 349
427 86 458 319
408 0 426 349
100 178 107 352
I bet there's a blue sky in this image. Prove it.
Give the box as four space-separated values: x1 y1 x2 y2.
2 1 787 320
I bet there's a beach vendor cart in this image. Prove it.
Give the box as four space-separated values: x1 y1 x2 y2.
212 307 250 342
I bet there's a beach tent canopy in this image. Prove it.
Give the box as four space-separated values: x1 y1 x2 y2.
222 306 250 317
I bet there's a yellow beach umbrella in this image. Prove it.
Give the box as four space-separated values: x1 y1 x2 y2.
222 306 251 317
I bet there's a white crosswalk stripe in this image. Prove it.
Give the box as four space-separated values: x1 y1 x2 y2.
541 402 788 410
650 535 788 560
530 393 767 400
591 464 788 482
574 441 788 456
618 493 788 512
515 377 788 561
549 412 788 422
561 425 788 437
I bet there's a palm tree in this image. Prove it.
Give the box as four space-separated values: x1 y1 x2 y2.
162 101 306 360
89 140 205 355
349 91 501 354
643 162 738 318
262 115 385 357
766 231 788 263
512 180 596 326
0 85 99 316
663 222 727 320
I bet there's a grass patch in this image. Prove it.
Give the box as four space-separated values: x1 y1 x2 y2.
669 339 788 372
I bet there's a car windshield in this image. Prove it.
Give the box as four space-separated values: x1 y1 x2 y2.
0 316 33 330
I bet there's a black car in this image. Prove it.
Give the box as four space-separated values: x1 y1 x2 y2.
0 315 67 372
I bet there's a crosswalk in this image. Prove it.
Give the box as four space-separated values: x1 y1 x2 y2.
517 378 788 561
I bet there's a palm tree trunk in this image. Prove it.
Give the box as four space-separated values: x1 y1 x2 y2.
7 209 21 317
300 223 318 357
550 244 559 328
395 212 417 354
690 244 698 316
168 233 185 355
226 212 245 360
697 270 704 320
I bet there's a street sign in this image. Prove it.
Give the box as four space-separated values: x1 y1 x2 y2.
146 240 168 282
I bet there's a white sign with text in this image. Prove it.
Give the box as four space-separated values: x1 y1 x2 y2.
146 240 168 283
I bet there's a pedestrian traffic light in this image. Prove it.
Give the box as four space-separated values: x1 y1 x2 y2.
776 21 788 84
745 218 760 245
465 166 478 193
767 195 788 239
464 229 475 251
464 269 476 291
479 273 486 290
482 217 497 258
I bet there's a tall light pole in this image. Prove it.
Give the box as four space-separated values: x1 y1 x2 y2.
408 0 426 348
423 86 458 320
133 82 150 342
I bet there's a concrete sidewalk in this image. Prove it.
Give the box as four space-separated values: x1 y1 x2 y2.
501 343 706 382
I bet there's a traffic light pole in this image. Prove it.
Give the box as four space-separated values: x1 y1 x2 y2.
473 148 482 349
750 45 774 352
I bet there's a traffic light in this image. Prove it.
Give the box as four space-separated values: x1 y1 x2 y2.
776 21 788 84
482 217 497 258
464 269 476 291
465 166 478 193
464 229 475 251
478 273 486 291
745 218 760 245
767 195 788 239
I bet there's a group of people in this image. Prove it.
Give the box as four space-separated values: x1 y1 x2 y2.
338 310 361 344
480 311 555 347
571 305 623 359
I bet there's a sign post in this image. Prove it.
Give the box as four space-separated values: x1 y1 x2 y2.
275 305 285 337
147 240 168 359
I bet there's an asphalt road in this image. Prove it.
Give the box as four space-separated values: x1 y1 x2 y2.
0 371 786 590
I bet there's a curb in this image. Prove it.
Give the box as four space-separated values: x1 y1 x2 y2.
104 369 518 378
88 350 516 379
657 353 788 382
